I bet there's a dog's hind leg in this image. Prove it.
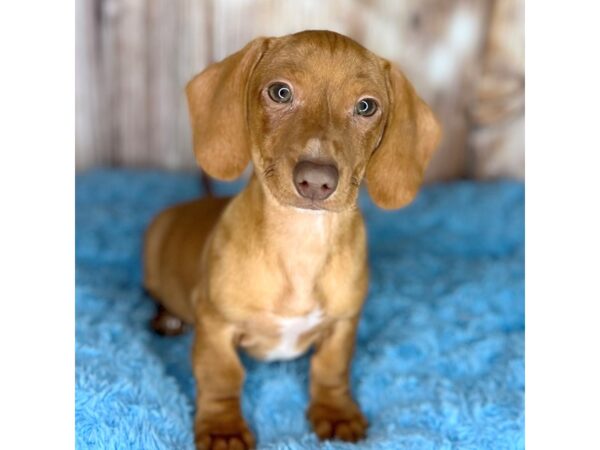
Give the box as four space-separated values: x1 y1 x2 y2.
150 303 191 336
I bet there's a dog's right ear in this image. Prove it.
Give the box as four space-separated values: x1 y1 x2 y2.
186 38 269 180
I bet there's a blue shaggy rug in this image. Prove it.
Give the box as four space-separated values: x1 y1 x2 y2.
76 170 524 450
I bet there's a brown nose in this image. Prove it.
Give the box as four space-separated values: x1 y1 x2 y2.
293 160 339 201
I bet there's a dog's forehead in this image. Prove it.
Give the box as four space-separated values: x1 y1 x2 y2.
257 31 386 87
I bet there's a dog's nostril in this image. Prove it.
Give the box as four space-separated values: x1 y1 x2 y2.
293 160 339 201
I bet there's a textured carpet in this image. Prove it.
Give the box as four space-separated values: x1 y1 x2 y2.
75 170 524 450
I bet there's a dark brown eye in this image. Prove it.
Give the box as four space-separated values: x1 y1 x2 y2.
355 98 378 117
267 82 293 103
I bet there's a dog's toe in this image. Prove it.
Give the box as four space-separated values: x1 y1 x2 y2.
308 400 368 442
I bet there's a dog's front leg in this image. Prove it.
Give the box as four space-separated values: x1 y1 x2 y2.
193 311 253 450
307 316 368 442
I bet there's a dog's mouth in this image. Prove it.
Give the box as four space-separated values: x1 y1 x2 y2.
292 198 331 211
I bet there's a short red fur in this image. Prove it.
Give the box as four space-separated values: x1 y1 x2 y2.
144 30 441 450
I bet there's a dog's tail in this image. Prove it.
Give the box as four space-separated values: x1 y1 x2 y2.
200 170 213 197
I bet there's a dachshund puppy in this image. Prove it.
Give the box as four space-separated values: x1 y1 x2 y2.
144 30 441 450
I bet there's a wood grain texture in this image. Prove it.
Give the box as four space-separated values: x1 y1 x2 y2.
76 0 524 180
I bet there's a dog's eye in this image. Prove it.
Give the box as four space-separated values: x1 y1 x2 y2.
355 98 378 117
267 83 293 103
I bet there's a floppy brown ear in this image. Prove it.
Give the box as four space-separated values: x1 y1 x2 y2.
366 63 442 209
186 38 269 180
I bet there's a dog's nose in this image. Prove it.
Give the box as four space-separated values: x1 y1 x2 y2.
293 160 339 201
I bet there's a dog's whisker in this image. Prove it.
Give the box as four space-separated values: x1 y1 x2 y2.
263 164 276 179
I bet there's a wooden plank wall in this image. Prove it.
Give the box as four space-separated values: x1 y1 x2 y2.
76 0 524 180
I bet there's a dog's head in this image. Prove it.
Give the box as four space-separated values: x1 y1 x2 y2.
187 30 441 211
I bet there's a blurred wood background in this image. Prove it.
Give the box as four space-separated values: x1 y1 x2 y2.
76 0 524 181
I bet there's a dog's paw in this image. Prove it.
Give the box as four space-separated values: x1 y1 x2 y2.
150 305 190 336
307 400 368 442
195 416 255 450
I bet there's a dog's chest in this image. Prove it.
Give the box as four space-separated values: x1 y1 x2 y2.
265 232 326 359
274 212 330 305
264 308 324 361
243 212 333 360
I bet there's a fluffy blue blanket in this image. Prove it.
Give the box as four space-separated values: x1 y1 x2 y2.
76 170 524 450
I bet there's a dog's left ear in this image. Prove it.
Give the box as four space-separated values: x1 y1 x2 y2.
366 62 442 209
186 38 270 180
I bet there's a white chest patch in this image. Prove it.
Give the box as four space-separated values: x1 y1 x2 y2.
265 309 323 361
